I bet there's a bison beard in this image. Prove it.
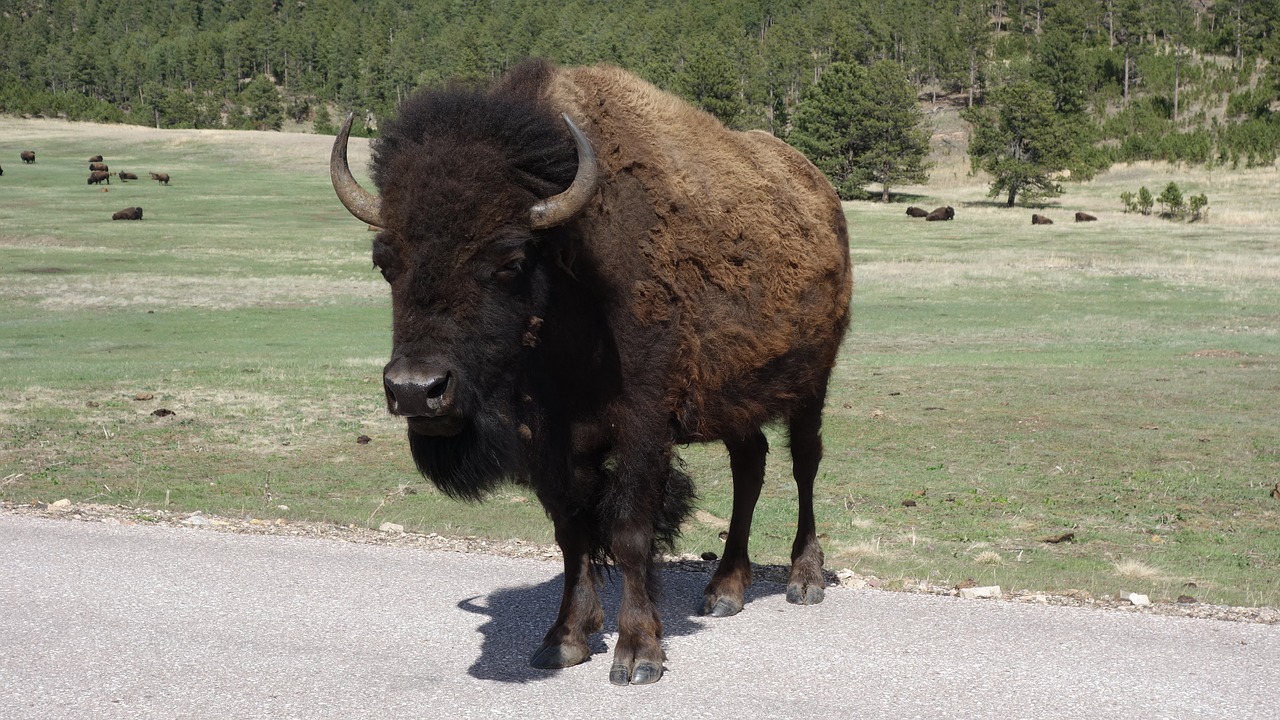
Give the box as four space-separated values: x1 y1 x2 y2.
330 59 850 686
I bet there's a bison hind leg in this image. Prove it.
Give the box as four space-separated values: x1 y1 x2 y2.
701 429 768 617
785 398 828 606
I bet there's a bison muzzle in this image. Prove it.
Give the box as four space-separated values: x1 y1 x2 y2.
329 60 852 686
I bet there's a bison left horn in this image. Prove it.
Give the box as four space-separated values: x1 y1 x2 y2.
529 114 599 229
330 113 384 228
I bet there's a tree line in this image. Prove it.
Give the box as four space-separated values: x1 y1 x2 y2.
2 0 1277 202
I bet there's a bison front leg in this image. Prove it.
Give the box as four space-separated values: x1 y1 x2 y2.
608 521 665 685
531 524 603 670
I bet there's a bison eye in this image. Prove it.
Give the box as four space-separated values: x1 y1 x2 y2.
495 257 527 282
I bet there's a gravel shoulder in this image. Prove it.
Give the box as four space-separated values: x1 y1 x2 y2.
5 499 1276 625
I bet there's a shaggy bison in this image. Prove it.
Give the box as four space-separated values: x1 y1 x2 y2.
21 151 35 164
112 206 143 221
150 172 170 184
87 171 111 185
90 162 109 172
330 60 852 686
1075 212 1097 222
1032 213 1054 225
118 171 138 181
89 155 103 162
905 206 929 217
925 205 954 221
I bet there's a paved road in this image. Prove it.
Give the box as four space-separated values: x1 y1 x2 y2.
2 513 1277 719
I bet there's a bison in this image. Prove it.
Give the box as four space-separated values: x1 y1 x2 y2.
150 172 170 184
1075 212 1097 222
0 164 4 176
329 60 852 686
87 171 111 185
90 162 109 172
118 171 138 181
89 155 103 162
112 206 143 221
21 151 35 164
925 205 954 221
905 206 929 217
1032 213 1054 225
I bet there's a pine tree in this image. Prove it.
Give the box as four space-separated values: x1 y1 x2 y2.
790 61 930 201
963 80 1076 207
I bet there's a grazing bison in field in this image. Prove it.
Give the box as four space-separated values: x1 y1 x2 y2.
1075 212 1097 222
150 172 170 184
90 162 109 172
118 171 138 181
905 206 929 217
21 151 35 164
925 205 954 221
330 60 852 686
112 206 143 220
87 171 111 185
1032 213 1053 225
89 155 103 162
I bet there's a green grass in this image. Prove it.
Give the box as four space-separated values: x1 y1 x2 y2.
2 118 1278 608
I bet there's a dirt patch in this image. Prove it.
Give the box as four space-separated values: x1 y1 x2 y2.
1189 349 1248 358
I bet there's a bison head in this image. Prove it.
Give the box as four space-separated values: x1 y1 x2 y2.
330 90 598 498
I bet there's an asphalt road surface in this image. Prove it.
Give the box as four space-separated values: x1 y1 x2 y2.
3 513 1278 719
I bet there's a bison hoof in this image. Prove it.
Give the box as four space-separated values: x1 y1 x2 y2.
530 642 590 670
700 595 743 617
609 659 663 686
786 582 825 606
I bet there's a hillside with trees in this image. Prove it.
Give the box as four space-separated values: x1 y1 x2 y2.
2 0 1277 200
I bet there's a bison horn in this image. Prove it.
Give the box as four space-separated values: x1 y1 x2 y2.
330 113 384 228
529 114 599 230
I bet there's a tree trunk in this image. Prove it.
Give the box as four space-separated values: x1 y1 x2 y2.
1173 49 1180 123
1006 184 1017 207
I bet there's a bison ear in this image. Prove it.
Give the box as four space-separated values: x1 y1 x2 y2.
529 114 599 230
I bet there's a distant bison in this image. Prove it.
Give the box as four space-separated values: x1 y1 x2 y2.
88 171 111 185
1031 214 1053 225
90 162 109 172
925 206 954 221
112 206 143 221
150 172 170 184
905 206 929 218
1075 212 1097 222
21 151 35 164
89 155 103 163
118 171 138 181
0 164 4 176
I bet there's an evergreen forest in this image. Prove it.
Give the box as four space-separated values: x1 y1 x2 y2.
2 0 1278 187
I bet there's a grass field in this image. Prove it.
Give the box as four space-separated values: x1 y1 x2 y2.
2 116 1277 608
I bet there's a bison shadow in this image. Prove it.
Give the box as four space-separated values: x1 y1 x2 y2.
457 564 789 683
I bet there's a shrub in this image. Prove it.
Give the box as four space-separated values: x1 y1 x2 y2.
1157 182 1186 218
1136 186 1154 215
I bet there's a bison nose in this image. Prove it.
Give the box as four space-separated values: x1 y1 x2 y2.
383 359 457 419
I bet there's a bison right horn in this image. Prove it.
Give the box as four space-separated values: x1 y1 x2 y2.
529 114 599 230
330 113 384 228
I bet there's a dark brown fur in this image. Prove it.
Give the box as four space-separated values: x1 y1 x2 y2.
1075 211 1097 222
90 162 108 172
89 155 103 162
905 206 929 217
364 60 851 685
1032 213 1053 225
150 172 169 184
88 171 111 185
21 151 35 164
112 206 143 220
118 171 138 181
925 205 954 221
